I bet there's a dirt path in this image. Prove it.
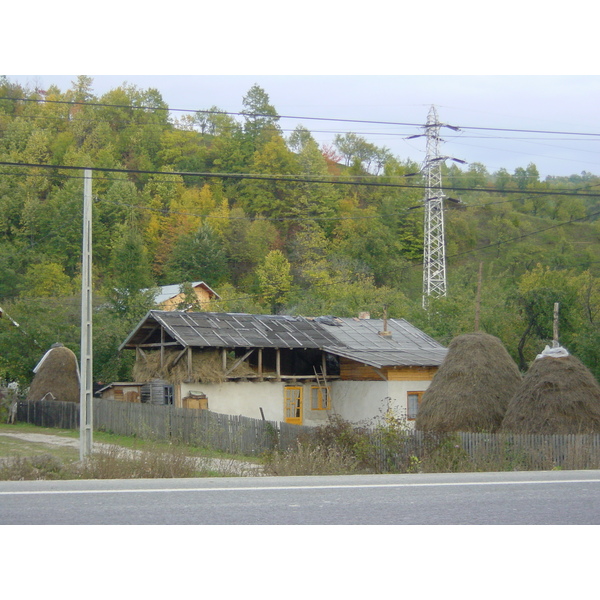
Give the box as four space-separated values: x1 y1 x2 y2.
0 431 264 476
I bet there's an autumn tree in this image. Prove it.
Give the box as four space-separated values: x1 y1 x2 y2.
163 224 230 286
241 84 281 148
256 250 292 314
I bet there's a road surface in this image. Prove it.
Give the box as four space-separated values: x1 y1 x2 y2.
2 470 600 525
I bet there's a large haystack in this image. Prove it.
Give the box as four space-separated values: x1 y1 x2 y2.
501 352 600 434
27 344 80 403
416 332 522 433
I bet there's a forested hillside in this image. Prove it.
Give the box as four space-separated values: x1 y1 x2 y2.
2 75 600 385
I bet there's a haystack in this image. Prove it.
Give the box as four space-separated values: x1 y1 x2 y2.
500 350 600 434
132 349 255 385
27 344 80 403
415 332 522 433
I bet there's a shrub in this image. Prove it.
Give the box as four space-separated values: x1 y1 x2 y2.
0 453 67 480
263 441 359 476
74 444 199 479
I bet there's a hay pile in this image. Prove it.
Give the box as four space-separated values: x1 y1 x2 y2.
501 353 600 434
27 345 80 403
133 349 255 384
416 332 522 433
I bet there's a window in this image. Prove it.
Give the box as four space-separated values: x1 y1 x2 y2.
407 391 424 420
164 385 174 405
311 386 330 410
284 386 303 425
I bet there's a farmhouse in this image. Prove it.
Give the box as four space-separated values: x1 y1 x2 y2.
149 281 220 311
113 310 447 427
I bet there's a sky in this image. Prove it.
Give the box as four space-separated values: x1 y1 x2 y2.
9 74 600 179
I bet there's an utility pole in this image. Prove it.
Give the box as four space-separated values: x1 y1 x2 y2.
553 302 560 347
422 105 448 308
475 261 483 331
79 169 93 460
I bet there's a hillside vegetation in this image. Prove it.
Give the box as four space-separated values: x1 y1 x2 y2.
1 75 600 385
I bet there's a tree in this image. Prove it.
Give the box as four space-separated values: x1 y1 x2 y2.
108 222 154 292
333 132 367 167
510 264 581 370
20 262 74 298
163 224 229 286
241 135 299 220
291 136 340 228
241 84 280 147
287 124 315 153
494 168 513 191
256 250 292 314
289 223 332 289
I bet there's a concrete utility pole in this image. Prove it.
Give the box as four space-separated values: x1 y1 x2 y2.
422 105 448 308
79 169 93 460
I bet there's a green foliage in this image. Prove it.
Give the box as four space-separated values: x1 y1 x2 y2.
419 434 473 473
163 224 230 285
0 297 80 383
256 250 292 313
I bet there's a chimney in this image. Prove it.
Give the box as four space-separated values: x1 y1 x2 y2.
378 305 392 337
358 312 370 320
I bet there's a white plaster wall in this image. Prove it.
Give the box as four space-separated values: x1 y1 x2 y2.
329 381 391 425
180 381 340 427
331 379 434 427
180 381 285 422
178 378 434 428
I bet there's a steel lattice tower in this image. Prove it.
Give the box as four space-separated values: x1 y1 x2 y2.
422 105 447 307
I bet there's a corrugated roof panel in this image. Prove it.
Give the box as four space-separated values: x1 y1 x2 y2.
119 311 447 367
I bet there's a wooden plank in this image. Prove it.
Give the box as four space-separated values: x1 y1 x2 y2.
225 349 254 376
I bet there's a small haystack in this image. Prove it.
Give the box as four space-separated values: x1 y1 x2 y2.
501 349 600 434
133 349 255 385
27 344 80 403
416 332 522 433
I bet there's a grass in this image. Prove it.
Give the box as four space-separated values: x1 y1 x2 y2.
0 423 263 481
263 441 360 476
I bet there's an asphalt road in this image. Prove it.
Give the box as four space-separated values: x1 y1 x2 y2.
2 470 600 525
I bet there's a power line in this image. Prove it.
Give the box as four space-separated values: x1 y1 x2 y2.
2 161 600 198
447 208 600 262
4 95 600 139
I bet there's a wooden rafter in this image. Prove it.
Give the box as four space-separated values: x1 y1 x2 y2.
225 349 255 376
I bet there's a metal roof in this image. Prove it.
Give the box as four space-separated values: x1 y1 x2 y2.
321 317 447 367
120 311 447 367
147 281 220 304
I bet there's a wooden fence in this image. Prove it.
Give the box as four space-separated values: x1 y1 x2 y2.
14 399 600 471
16 399 312 455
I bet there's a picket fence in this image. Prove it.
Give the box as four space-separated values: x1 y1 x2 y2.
15 399 600 471
16 399 312 456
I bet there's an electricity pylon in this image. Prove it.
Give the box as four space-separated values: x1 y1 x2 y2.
422 105 448 308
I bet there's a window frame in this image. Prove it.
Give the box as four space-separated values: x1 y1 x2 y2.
310 385 331 411
164 385 174 406
407 391 424 421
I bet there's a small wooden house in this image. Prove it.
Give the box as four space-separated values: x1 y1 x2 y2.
117 311 447 426
150 281 220 311
96 382 143 403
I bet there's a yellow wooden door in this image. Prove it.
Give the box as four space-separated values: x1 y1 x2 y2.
284 386 303 425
